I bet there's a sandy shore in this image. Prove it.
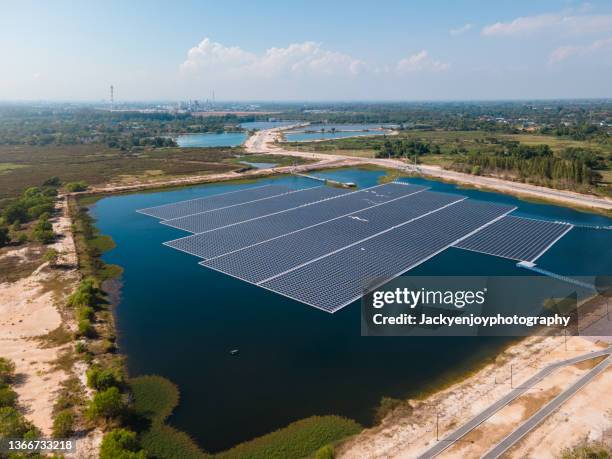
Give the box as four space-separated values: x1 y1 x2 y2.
0 197 102 457
246 127 612 212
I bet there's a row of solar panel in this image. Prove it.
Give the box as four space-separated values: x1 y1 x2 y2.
161 186 347 234
165 182 427 259
137 184 295 220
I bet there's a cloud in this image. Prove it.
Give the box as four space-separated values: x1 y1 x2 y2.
549 36 612 63
450 23 473 36
181 38 364 79
482 11 612 37
397 50 450 73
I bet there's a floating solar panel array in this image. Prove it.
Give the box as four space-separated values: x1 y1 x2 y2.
138 181 574 313
164 182 426 259
453 215 573 262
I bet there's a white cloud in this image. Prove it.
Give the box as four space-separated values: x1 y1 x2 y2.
482 11 612 37
450 23 473 36
397 50 450 73
180 38 364 79
549 36 612 63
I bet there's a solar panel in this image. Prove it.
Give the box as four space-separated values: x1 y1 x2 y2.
160 186 348 233
260 200 515 312
164 182 427 260
201 190 464 284
136 184 292 220
453 215 573 262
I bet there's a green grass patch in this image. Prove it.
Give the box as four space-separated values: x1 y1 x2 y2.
216 416 362 459
0 162 27 174
129 376 207 459
88 235 116 253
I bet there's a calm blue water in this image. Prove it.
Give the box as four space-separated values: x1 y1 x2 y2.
176 132 248 147
92 169 611 452
240 121 298 130
284 124 395 142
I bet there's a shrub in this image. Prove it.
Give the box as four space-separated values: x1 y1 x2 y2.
0 358 15 385
52 409 74 438
67 278 98 308
65 181 88 193
0 226 9 247
100 429 146 459
77 305 95 321
77 319 95 338
315 445 335 459
0 406 36 438
374 397 404 424
0 385 17 408
86 366 120 391
43 248 60 266
87 387 125 420
43 177 62 187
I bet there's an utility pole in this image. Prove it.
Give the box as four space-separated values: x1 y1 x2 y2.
436 410 439 441
110 85 114 111
564 328 567 351
510 364 513 388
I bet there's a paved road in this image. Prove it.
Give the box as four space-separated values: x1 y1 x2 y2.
482 353 611 458
417 347 612 459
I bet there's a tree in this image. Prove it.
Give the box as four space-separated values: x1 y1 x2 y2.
87 387 124 420
99 429 146 459
31 214 55 244
52 409 74 438
65 181 88 192
315 445 335 459
0 226 9 248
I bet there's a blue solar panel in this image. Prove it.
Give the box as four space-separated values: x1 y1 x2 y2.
201 190 464 284
160 186 348 233
260 200 515 312
453 215 573 262
164 182 427 260
136 184 292 220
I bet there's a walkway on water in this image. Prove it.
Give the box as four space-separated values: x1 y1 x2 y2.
293 173 356 188
417 347 612 458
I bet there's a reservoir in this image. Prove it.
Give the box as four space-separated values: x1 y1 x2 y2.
284 124 396 142
92 168 611 452
176 132 248 147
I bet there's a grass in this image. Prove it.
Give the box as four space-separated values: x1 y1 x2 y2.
0 162 27 174
216 416 362 459
129 376 207 459
0 145 243 199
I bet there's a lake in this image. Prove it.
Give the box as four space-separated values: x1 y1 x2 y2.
92 168 611 452
239 120 299 130
284 124 396 142
176 132 248 147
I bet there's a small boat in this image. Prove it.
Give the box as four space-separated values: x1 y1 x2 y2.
230 349 240 356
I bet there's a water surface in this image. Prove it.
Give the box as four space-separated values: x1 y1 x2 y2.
177 132 247 147
93 168 611 452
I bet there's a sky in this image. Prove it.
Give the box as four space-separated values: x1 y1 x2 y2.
1 0 612 101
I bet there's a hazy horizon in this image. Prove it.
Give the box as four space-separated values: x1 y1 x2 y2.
2 0 612 101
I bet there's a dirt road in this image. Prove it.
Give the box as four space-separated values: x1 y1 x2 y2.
245 127 612 212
